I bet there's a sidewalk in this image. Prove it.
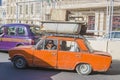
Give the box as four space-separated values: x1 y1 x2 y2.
0 52 9 62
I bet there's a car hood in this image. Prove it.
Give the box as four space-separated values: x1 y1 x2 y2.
93 50 111 57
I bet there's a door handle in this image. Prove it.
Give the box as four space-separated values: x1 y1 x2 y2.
76 54 80 58
51 53 56 56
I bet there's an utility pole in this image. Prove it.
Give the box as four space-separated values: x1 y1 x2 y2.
106 0 114 39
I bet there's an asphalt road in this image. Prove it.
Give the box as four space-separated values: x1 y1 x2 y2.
0 52 120 80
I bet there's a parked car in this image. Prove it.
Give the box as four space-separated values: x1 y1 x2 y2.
9 35 112 75
103 31 120 39
0 23 40 50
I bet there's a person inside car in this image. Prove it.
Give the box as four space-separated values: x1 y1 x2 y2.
60 41 68 51
45 40 57 50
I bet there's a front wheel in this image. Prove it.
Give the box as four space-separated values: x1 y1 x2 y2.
76 63 92 75
13 56 27 69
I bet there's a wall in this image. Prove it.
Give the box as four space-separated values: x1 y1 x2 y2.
88 39 120 60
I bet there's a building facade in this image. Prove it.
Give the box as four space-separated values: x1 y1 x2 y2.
0 0 120 35
0 0 52 25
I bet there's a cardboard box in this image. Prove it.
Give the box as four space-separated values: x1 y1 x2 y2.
51 9 68 21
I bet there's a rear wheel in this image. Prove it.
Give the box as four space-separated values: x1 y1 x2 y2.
13 56 27 69
76 63 92 75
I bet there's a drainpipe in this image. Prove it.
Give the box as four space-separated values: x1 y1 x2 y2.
16 3 19 23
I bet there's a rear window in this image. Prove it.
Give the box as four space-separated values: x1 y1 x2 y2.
18 27 25 36
30 26 40 36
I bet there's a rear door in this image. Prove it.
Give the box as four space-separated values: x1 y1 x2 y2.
57 40 81 70
3 26 18 50
33 38 58 68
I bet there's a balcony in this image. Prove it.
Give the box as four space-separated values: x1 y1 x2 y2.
53 0 120 10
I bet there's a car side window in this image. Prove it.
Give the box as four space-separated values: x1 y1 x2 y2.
60 40 80 52
36 39 57 50
44 39 57 50
114 32 120 38
0 27 4 35
37 40 44 50
7 27 16 36
18 27 25 36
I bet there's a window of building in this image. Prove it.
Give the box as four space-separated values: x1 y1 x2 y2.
19 5 22 14
31 4 33 14
112 16 120 31
88 16 95 30
26 21 28 23
31 21 33 24
10 7 13 15
26 5 28 14
35 3 41 14
19 21 21 23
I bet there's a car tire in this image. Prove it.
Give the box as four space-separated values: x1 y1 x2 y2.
76 63 92 75
13 56 27 69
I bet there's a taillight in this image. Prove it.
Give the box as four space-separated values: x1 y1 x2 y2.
31 40 34 45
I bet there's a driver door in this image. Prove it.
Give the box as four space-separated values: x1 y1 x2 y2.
33 39 58 68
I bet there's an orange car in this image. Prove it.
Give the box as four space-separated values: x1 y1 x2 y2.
9 35 112 75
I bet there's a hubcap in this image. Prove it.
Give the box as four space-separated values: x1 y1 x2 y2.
16 58 24 67
80 64 89 74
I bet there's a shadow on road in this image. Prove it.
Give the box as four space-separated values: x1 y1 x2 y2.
0 50 8 53
0 62 60 80
0 59 120 80
92 59 120 75
105 59 120 75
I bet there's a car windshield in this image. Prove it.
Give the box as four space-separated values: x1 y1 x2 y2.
30 25 41 36
103 32 120 39
34 38 44 49
83 37 94 53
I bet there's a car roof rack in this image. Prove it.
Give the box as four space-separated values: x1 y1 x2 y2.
44 33 84 39
41 21 86 24
40 21 87 35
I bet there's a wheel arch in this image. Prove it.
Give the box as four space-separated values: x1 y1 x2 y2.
16 43 24 47
74 62 93 70
12 55 28 69
12 55 25 61
75 62 93 75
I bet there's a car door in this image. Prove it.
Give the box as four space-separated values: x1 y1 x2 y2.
57 40 81 70
3 26 18 50
33 38 58 68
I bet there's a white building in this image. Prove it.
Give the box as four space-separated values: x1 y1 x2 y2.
0 0 52 25
0 0 120 35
